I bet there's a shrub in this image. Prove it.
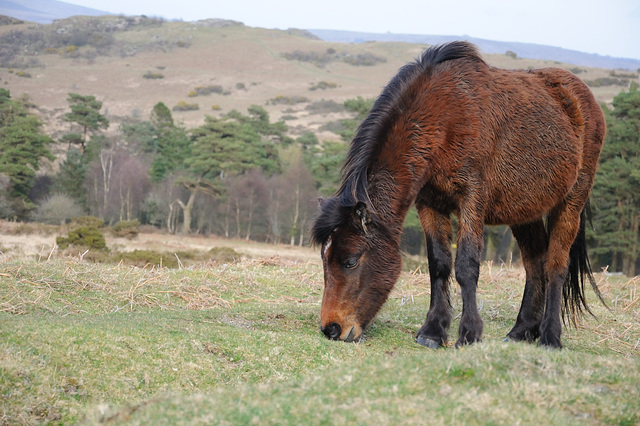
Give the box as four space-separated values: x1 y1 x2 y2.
56 226 107 250
268 95 309 105
188 85 224 96
15 70 31 78
306 99 345 114
209 246 241 263
342 53 386 66
114 249 173 267
283 49 386 67
113 249 196 268
4 222 58 236
111 219 139 239
143 71 164 79
610 70 638 79
62 45 79 58
172 101 199 111
71 216 105 228
32 194 85 225
585 77 628 87
309 81 338 91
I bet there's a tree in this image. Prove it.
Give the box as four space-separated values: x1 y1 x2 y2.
32 194 84 225
306 140 347 196
150 101 174 129
54 148 89 209
281 148 316 246
340 96 375 142
225 170 268 240
63 93 109 152
0 89 54 216
590 84 640 276
150 126 191 181
113 155 149 222
175 107 282 234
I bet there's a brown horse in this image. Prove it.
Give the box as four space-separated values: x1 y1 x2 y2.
311 41 606 349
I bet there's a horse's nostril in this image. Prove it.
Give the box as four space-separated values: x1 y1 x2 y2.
322 322 341 340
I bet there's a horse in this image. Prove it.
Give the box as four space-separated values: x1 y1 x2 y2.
311 41 606 349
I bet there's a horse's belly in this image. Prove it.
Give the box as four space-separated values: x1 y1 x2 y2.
484 151 580 225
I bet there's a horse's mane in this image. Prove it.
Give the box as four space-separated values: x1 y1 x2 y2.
338 41 483 206
311 41 483 245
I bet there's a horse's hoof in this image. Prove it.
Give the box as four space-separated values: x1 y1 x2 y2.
538 341 562 350
416 335 440 349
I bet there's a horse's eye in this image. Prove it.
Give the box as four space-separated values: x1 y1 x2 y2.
344 256 361 270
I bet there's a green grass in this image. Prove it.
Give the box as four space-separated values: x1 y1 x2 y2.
1 256 638 424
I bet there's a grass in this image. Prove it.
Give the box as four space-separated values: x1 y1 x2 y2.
1 248 639 424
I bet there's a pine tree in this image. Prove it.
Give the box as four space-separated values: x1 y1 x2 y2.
63 93 109 152
174 107 283 233
590 84 640 276
0 89 54 214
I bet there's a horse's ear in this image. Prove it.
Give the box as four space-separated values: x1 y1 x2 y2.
318 197 325 207
353 202 371 233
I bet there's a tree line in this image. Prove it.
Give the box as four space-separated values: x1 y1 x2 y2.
0 85 639 275
0 89 354 246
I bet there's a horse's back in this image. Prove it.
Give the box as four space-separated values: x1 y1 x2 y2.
529 67 605 160
426 63 605 225
527 67 605 205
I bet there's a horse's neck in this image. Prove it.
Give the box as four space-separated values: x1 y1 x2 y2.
367 124 434 232
367 168 416 236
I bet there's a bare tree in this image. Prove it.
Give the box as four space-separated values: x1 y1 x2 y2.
281 151 316 246
86 147 149 223
266 174 285 244
113 155 149 221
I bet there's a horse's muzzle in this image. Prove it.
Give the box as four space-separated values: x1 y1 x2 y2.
321 323 357 342
321 322 341 340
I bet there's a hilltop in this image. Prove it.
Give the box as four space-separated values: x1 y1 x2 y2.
309 29 640 71
0 15 638 143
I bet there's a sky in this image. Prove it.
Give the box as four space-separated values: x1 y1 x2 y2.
63 0 640 60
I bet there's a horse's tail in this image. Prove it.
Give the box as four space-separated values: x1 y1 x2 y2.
562 201 607 324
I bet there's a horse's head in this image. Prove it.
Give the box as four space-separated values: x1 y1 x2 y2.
312 198 402 342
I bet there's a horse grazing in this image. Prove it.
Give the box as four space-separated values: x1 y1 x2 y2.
311 41 606 349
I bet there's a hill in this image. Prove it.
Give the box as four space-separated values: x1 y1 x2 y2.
0 0 108 24
309 29 640 71
0 15 638 144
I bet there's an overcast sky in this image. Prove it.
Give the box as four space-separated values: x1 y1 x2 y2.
64 0 640 59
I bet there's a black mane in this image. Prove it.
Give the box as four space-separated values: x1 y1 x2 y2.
338 41 482 207
311 41 483 245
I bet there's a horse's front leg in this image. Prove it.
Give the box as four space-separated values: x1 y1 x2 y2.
454 214 485 347
416 207 453 349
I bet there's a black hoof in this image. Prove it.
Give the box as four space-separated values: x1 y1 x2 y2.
416 335 440 349
454 336 481 349
539 340 562 350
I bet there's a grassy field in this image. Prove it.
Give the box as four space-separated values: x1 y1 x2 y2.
1 237 639 424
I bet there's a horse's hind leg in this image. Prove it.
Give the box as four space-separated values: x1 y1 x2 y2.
540 203 583 348
416 207 453 349
507 221 548 342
